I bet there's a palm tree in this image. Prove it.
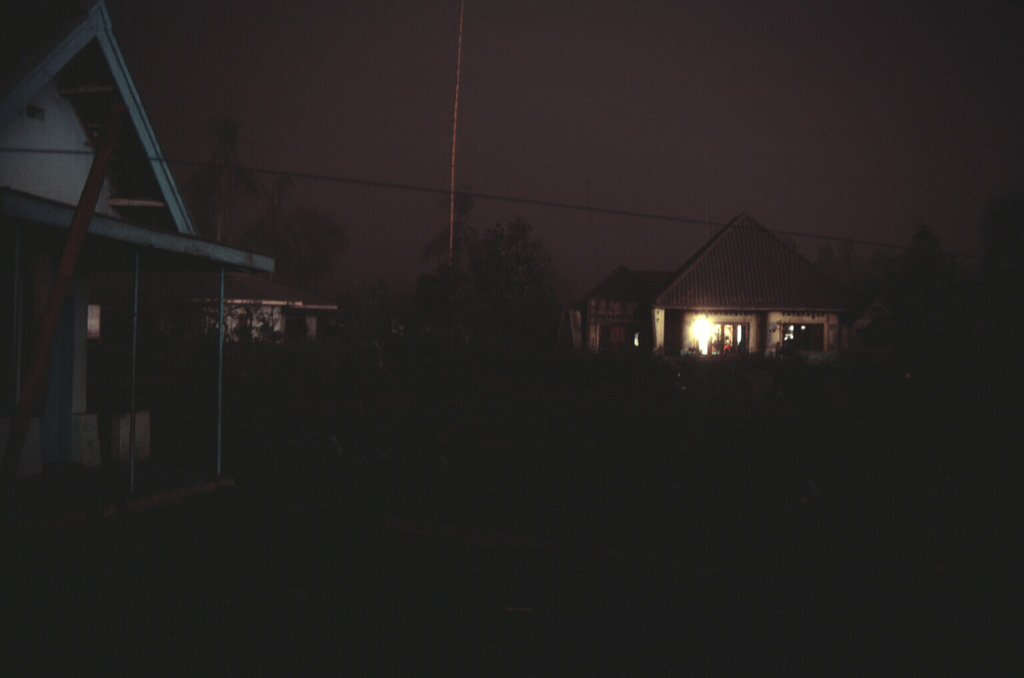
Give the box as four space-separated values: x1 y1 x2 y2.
239 175 309 288
184 117 263 242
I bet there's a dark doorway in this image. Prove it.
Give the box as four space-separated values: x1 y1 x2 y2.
782 323 824 352
599 324 635 353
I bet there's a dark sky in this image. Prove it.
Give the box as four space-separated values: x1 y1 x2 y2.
105 0 1024 300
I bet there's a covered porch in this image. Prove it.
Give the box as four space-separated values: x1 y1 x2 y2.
2 188 272 516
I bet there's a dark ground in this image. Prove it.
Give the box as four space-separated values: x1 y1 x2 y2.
2 488 1019 675
3 345 1023 674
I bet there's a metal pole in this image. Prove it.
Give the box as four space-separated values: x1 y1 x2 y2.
8 225 20 413
3 227 19 525
447 0 465 264
129 250 139 494
216 267 224 475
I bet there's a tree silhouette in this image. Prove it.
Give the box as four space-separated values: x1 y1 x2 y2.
815 239 884 309
239 175 308 288
421 186 477 268
184 117 263 242
978 190 1024 352
981 190 1024 311
880 224 961 376
239 176 348 294
470 217 559 350
291 207 349 295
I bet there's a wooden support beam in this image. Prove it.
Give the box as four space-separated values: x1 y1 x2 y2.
1 103 128 527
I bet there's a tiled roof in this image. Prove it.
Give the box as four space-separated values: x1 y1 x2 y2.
654 214 852 311
585 266 673 303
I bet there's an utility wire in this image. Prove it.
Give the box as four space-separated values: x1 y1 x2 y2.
0 146 980 259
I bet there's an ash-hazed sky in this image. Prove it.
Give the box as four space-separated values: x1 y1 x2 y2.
105 0 1024 300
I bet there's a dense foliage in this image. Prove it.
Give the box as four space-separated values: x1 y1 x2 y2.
414 217 560 353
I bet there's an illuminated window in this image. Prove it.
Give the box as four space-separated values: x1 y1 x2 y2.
692 316 711 355
696 320 749 355
87 304 101 340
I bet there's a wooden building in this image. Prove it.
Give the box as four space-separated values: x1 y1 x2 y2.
2 1 272 478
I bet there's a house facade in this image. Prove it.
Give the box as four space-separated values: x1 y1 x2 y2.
2 1 272 476
651 214 852 359
90 271 339 346
581 266 672 354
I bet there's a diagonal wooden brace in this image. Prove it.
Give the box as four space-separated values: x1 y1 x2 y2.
1 103 128 522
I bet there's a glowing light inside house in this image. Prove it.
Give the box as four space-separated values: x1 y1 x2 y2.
692 316 711 355
634 332 640 347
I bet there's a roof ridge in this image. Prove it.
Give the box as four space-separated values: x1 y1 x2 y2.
664 213 745 282
1 0 198 237
654 214 853 311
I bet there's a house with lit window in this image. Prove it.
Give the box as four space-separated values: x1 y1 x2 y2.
651 214 853 359
581 266 672 354
89 271 340 347
2 0 272 479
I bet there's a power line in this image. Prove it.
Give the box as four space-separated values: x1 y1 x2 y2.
0 146 980 259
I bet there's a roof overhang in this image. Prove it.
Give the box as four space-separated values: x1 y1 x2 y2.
1 188 273 272
201 298 337 310
655 305 851 313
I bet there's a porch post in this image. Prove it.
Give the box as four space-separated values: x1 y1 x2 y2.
652 308 665 353
129 250 139 494
8 225 20 411
216 267 224 475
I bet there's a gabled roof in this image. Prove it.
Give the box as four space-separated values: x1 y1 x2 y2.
654 214 852 311
1 0 193 235
585 266 673 304
1 0 273 274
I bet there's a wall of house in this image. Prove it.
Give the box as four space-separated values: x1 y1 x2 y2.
663 310 687 356
0 224 41 474
765 311 842 354
0 80 115 215
652 308 688 355
651 309 847 356
679 312 762 354
1 225 19 417
654 310 764 356
586 298 640 353
652 308 664 353
0 418 41 476
0 241 90 473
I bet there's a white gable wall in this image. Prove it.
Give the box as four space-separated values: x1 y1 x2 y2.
0 80 115 216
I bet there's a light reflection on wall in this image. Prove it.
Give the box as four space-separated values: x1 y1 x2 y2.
87 304 101 340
